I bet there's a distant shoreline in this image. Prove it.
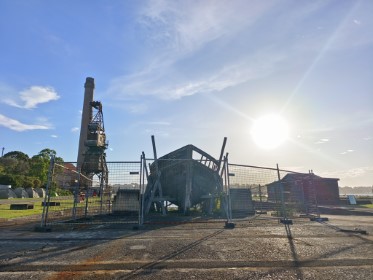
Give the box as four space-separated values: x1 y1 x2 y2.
339 194 372 197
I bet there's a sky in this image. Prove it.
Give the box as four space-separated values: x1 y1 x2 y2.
0 0 372 187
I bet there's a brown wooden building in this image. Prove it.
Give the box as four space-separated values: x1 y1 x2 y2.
267 173 340 205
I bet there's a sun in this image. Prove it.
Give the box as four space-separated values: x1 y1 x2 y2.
250 114 289 149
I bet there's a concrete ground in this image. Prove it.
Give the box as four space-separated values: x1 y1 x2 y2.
0 214 372 280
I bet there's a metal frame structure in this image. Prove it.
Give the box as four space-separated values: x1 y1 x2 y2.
38 157 330 229
79 101 109 216
141 137 228 216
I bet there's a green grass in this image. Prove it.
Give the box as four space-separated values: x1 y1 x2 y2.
361 204 373 209
0 200 44 219
0 197 103 220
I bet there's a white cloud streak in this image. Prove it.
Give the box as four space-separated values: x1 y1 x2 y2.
340 149 355 155
137 0 261 56
107 0 278 101
0 114 50 132
106 0 373 109
315 138 330 144
3 86 60 109
321 166 373 179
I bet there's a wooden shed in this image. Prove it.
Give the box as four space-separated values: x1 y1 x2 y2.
267 173 340 205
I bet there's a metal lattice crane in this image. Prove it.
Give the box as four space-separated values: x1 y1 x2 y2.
80 101 108 195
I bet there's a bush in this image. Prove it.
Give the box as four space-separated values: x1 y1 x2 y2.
54 187 72 196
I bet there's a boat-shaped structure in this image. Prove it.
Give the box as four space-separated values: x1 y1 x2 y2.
144 144 225 214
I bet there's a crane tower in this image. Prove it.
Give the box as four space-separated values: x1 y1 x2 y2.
77 77 108 192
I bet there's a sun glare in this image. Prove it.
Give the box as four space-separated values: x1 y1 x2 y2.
250 114 289 149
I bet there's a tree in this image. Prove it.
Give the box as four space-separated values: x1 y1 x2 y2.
21 176 34 188
3 151 29 161
29 149 65 187
14 160 30 175
29 156 49 185
36 149 56 161
34 148 64 167
0 174 17 186
32 178 42 188
0 148 65 188
1 151 30 176
0 157 18 174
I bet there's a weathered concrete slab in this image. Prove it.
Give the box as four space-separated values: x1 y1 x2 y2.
0 214 372 279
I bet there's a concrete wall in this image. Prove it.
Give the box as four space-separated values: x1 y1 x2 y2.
229 188 254 216
112 189 140 213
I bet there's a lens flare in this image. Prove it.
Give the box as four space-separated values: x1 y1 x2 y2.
250 114 289 149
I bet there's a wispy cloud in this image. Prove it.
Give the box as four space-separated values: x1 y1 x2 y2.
3 86 60 109
71 127 79 132
315 138 330 144
138 121 171 126
51 134 58 138
137 0 268 55
126 120 173 138
303 112 373 135
134 120 171 135
329 2 373 50
107 0 373 111
45 34 74 57
107 1 279 102
0 114 50 132
340 149 355 155
108 51 283 101
127 103 149 114
144 129 169 137
321 166 373 179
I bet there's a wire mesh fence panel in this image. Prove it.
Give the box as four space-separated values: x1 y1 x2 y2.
41 160 142 226
40 158 318 228
108 161 142 223
279 173 322 218
226 164 306 220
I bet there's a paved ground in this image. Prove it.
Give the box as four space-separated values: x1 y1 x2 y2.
0 214 372 279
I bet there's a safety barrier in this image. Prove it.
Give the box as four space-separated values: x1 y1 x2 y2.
39 158 320 228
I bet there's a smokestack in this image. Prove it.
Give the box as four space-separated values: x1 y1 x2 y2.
77 77 95 169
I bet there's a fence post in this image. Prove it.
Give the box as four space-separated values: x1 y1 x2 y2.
72 169 81 220
99 174 104 215
258 184 263 212
310 171 320 218
139 154 143 226
84 188 89 218
226 155 233 223
277 164 292 225
223 155 234 228
40 156 55 228
140 152 147 226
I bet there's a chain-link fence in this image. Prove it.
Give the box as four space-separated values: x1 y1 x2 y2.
225 163 320 221
40 160 142 227
40 157 322 228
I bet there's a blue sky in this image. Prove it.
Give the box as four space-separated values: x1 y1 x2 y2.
0 0 372 187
